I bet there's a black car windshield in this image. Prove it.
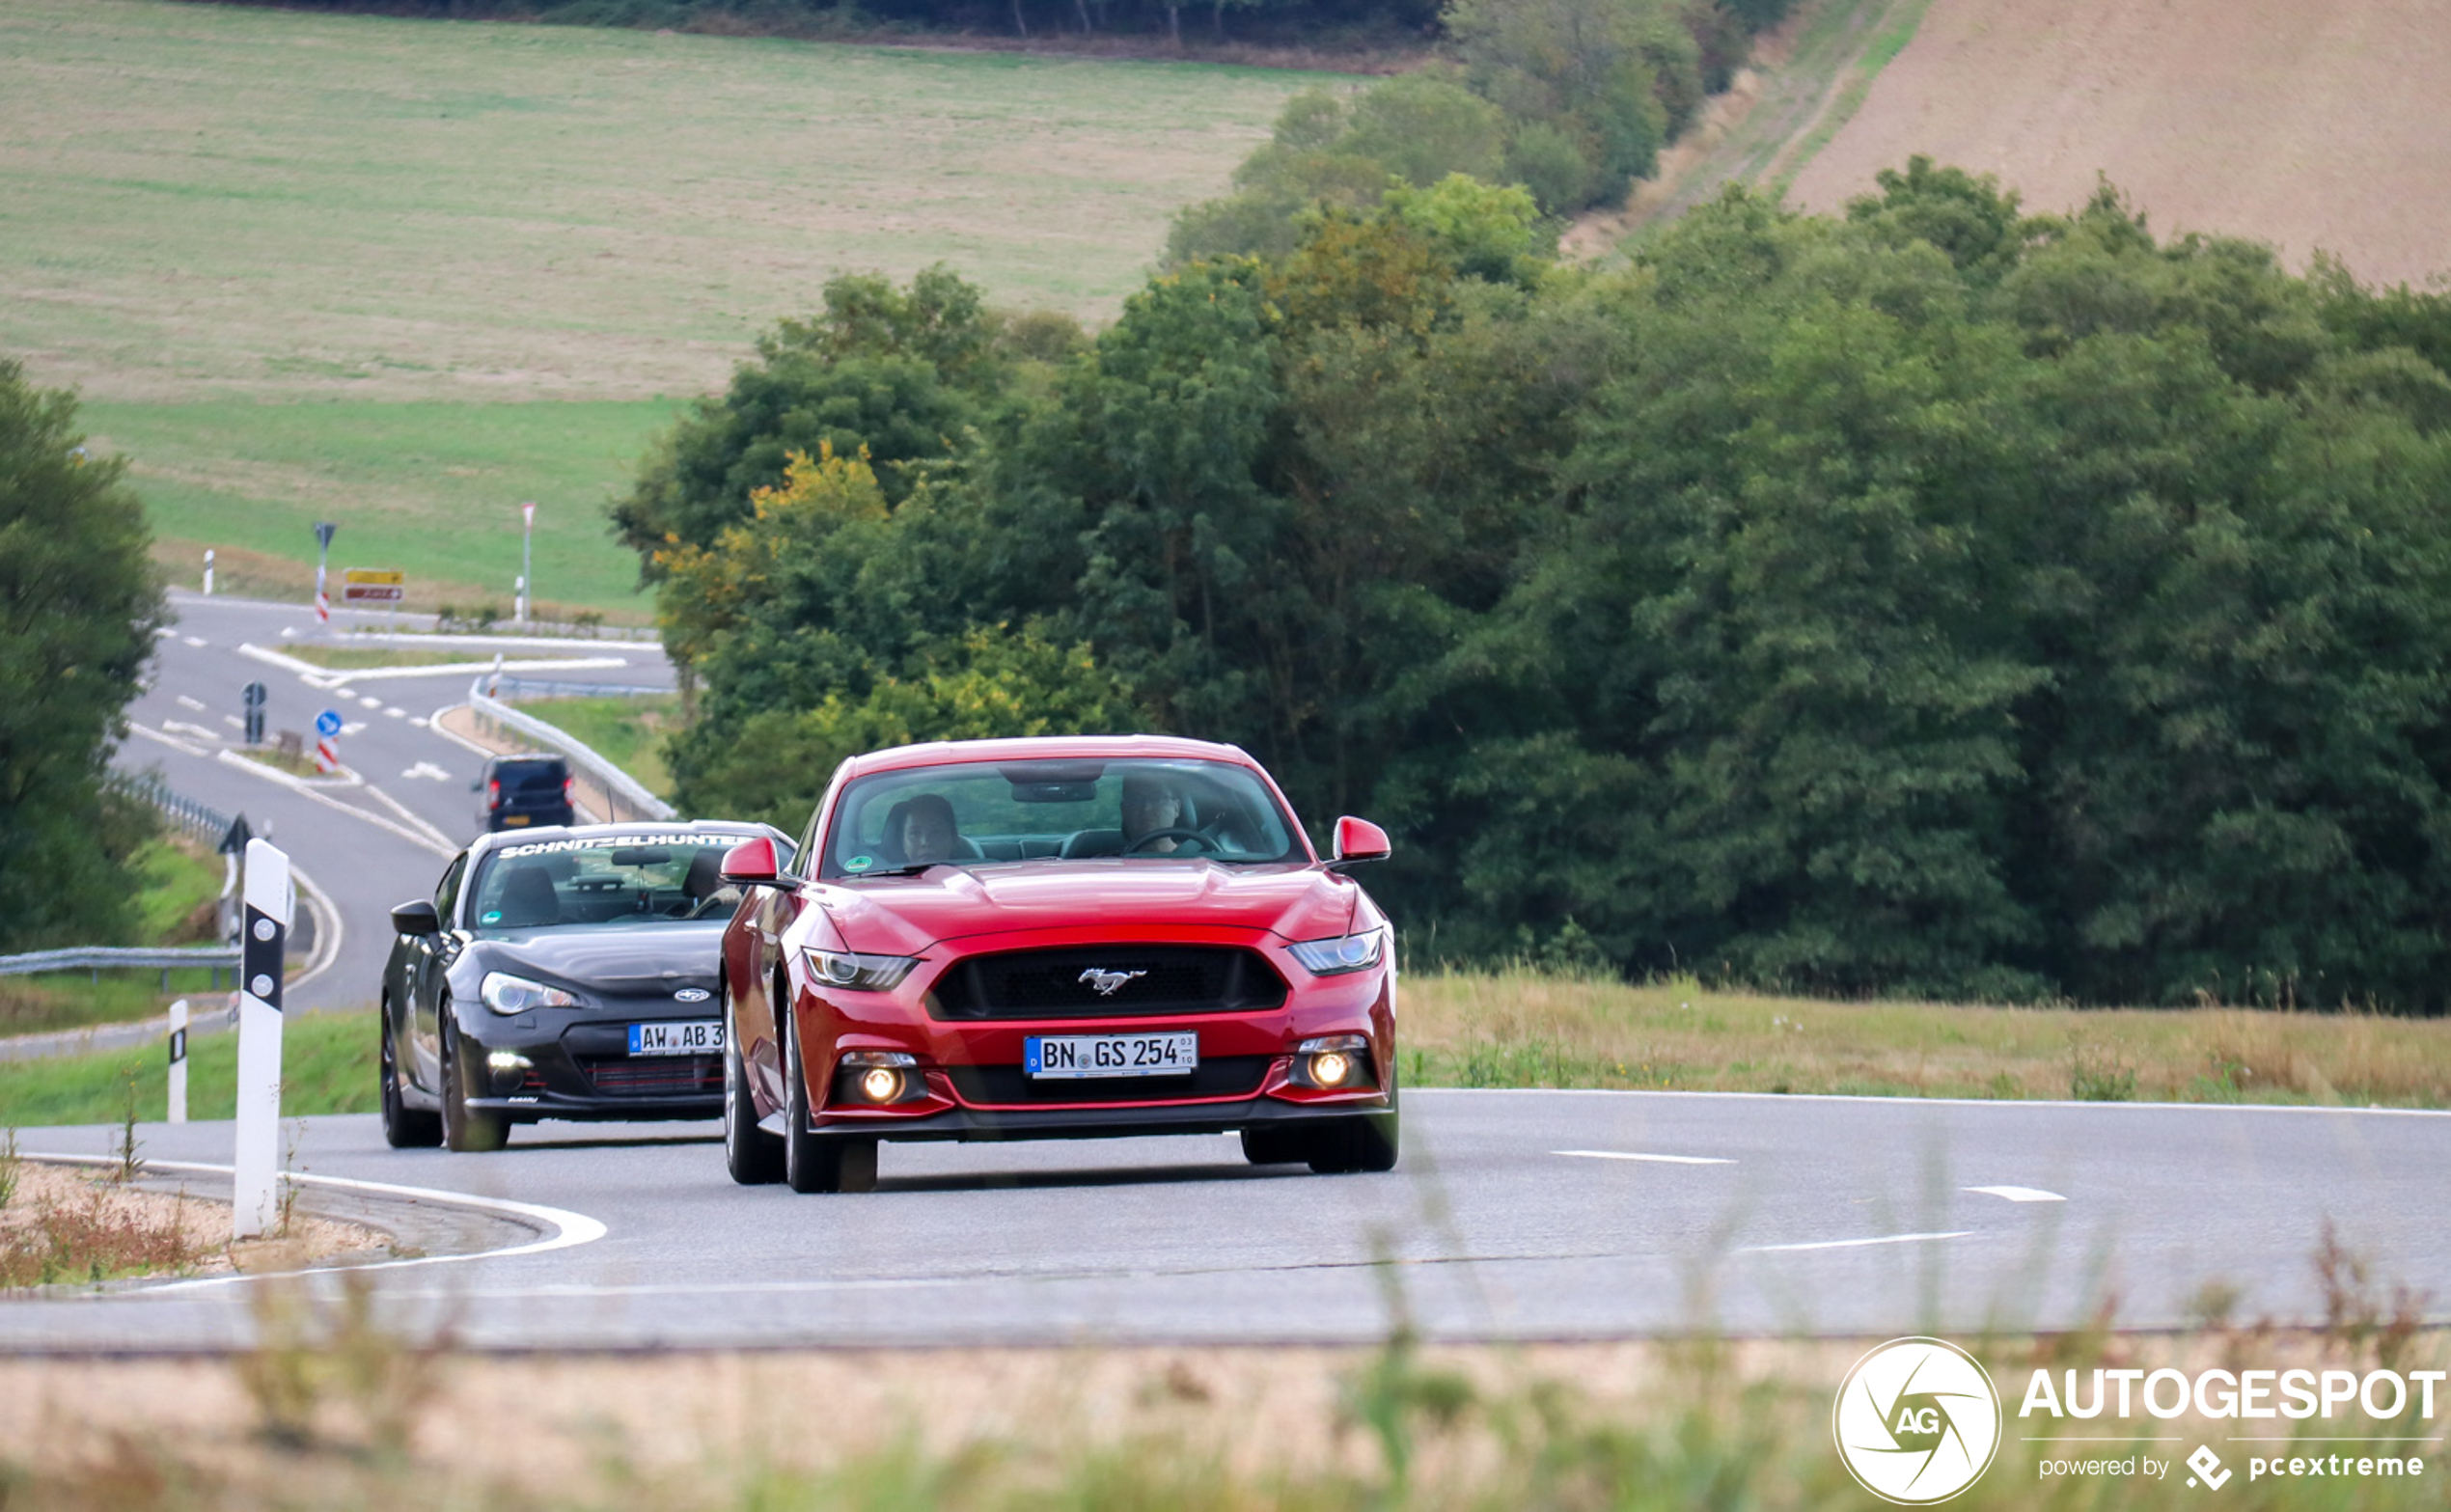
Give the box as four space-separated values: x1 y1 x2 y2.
825 758 1302 877
467 833 756 931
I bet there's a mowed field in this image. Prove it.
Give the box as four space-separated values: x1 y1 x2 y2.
1 0 1318 615
1783 0 2451 289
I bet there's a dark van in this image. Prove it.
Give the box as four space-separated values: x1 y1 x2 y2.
476 754 576 832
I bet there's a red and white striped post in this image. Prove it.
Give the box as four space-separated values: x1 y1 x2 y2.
313 521 336 626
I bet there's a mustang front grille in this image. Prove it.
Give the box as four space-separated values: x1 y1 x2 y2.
926 946 1286 1020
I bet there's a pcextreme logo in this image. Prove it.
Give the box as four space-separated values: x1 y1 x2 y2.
1833 1337 2003 1504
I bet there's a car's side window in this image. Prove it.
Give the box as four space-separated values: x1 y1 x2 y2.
432 854 468 928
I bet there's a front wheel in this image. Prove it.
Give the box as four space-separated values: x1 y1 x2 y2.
440 1010 509 1153
379 1003 441 1149
724 984 784 1186
780 993 875 1195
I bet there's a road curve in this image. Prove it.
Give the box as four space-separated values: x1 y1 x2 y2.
4 1090 2444 1351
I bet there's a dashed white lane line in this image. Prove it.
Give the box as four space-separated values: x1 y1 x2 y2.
174 694 207 712
163 720 221 742
128 725 205 756
222 714 242 729
1965 1185 2066 1202
384 705 406 718
362 783 459 851
410 717 429 729
403 760 454 782
341 720 368 735
1741 1230 1971 1254
26 1156 607 1287
179 635 206 647
357 695 382 709
1556 1149 1734 1166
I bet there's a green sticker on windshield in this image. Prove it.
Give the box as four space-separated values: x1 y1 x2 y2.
845 855 874 872
482 910 503 922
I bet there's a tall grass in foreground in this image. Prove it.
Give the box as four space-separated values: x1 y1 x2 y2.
0 1262 2437 1509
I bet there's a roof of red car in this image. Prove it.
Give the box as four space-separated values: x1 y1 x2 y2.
842 733 1256 778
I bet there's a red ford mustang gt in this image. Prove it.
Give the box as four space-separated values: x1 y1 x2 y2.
714 735 1398 1193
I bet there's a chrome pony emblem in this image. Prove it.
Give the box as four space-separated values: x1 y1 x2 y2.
1078 968 1146 997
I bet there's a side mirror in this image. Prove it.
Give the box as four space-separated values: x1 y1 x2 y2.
391 898 441 936
721 837 800 888
1329 816 1391 868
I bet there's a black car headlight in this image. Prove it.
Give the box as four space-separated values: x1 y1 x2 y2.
802 948 921 992
479 971 578 1015
1288 928 1386 976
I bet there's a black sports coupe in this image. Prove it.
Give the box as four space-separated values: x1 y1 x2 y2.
379 820 792 1151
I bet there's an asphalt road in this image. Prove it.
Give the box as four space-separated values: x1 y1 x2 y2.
5 1091 2444 1350
115 591 675 1015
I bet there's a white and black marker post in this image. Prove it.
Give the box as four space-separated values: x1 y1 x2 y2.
167 999 189 1125
233 838 293 1240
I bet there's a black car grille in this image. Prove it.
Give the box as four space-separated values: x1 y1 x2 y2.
578 1055 722 1096
926 946 1286 1021
947 1055 1272 1104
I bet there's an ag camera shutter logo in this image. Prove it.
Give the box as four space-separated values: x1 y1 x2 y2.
1834 1336 2002 1503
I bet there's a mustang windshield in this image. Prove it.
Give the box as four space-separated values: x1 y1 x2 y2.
467 833 759 931
826 758 1302 877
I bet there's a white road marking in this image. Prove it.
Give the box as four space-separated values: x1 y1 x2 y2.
174 694 207 712
180 635 206 647
1965 1185 2066 1202
363 783 459 851
152 626 176 639
384 706 405 718
341 720 369 735
212 747 456 859
355 696 379 709
163 720 221 742
1556 1149 1734 1166
321 655 633 687
127 725 205 756
26 1156 605 1286
402 760 454 782
223 714 242 729
1740 1230 1971 1254
410 717 429 729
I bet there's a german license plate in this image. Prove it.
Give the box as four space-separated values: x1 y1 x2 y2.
1025 1031 1197 1079
629 1019 722 1057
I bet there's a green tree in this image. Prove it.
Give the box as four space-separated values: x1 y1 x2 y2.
0 361 166 950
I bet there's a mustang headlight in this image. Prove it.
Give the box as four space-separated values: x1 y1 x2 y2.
1288 928 1386 976
802 948 921 993
479 971 578 1015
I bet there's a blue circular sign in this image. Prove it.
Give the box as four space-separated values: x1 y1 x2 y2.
315 708 343 738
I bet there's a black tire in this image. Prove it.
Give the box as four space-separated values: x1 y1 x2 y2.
781 992 875 1195
440 1009 509 1154
724 981 784 1186
379 1003 442 1149
1306 1074 1400 1175
1240 1125 1308 1166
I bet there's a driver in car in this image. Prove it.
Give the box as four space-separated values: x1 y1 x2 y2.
1120 773 1191 854
895 792 964 865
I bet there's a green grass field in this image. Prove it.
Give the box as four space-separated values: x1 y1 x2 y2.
521 693 682 798
0 1010 375 1128
0 838 232 1039
5 0 1319 613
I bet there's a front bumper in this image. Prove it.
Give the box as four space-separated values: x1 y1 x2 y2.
459 1013 724 1123
778 1088 1395 1144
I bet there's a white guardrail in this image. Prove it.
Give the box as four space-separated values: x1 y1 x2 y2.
466 675 676 823
0 946 240 977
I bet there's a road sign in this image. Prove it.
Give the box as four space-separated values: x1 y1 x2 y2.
218 814 253 857
315 708 343 738
242 681 266 707
342 582 404 603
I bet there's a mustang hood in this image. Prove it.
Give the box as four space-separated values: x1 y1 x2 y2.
816 862 1361 954
471 920 728 997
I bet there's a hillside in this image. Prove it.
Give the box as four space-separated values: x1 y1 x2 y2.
1784 0 2451 288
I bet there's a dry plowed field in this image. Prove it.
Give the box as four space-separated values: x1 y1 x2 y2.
1786 0 2451 288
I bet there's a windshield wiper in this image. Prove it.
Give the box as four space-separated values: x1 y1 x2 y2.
840 861 965 880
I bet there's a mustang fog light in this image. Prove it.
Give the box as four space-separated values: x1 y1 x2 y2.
1294 1034 1370 1089
838 1050 921 1106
